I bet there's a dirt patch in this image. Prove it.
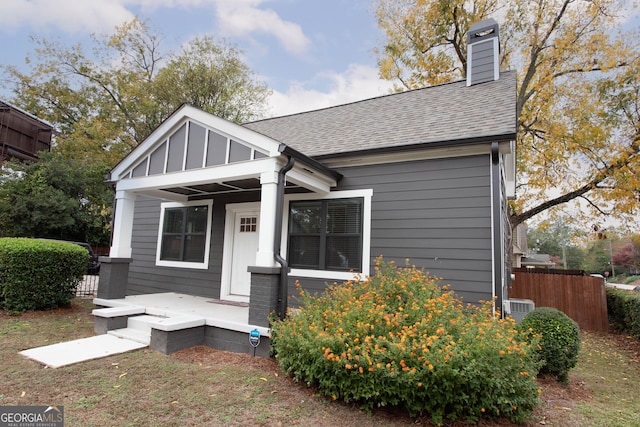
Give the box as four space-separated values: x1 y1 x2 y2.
172 345 280 373
606 331 640 364
531 375 591 426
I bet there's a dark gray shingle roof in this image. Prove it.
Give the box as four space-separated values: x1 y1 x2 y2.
244 71 516 158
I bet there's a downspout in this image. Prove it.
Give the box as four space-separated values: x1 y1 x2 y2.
491 141 504 317
275 155 295 320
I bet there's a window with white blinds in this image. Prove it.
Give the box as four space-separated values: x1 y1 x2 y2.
288 198 363 271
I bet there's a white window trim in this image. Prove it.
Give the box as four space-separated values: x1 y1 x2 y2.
282 189 373 281
220 202 261 302
156 199 213 269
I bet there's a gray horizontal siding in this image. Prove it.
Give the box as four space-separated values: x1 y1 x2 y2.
126 154 494 307
127 193 259 298
293 154 494 305
127 196 224 298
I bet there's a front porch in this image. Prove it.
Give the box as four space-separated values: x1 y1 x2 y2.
97 105 343 357
93 292 271 357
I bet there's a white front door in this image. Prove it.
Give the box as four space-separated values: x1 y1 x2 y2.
221 203 260 302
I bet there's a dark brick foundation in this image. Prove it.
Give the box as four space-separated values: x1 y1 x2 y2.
96 257 132 299
94 316 128 334
150 326 205 354
248 266 280 327
204 327 270 357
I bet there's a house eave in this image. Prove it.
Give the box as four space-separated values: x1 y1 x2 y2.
312 132 516 162
279 144 343 183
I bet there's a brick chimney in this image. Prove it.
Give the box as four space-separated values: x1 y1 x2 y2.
466 18 500 86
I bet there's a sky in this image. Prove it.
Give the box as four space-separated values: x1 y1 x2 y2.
0 0 396 117
1 0 638 232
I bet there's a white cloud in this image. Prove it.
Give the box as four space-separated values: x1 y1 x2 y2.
136 0 208 7
0 0 135 34
212 0 311 56
267 64 396 117
0 0 311 55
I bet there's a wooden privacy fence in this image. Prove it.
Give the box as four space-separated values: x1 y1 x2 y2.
509 269 609 332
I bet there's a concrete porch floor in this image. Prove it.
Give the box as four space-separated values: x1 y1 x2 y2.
20 293 272 369
93 292 269 336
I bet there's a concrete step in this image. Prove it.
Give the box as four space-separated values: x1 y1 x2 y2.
127 315 165 334
108 328 151 345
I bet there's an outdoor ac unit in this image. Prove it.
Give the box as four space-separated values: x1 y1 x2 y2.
505 298 535 323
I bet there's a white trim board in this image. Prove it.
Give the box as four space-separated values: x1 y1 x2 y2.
220 202 261 303
282 189 373 281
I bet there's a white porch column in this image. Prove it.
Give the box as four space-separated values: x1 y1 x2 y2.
255 171 279 267
109 190 137 258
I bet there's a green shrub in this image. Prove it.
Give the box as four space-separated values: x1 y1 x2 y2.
0 238 87 313
518 307 580 383
623 275 639 285
607 288 640 338
271 259 541 425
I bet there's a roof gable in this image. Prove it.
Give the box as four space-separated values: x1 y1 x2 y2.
244 71 517 158
111 105 282 181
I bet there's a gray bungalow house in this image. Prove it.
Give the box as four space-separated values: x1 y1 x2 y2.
94 19 516 356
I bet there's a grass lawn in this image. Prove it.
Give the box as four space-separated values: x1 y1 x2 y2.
1 298 639 426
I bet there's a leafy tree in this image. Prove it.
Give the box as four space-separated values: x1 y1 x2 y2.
1 18 271 167
612 238 640 271
0 152 112 246
564 246 587 271
0 18 271 246
583 240 613 275
375 0 640 229
152 36 270 124
527 221 585 269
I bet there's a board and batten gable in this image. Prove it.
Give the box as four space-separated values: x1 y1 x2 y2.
288 154 494 305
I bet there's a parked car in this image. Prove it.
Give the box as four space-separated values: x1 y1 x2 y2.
74 242 101 275
37 239 101 275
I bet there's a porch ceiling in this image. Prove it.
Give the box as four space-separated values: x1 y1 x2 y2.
159 178 308 199
115 157 333 202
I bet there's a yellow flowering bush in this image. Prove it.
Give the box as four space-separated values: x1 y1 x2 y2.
270 259 541 425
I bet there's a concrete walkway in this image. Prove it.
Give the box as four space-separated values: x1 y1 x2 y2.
606 282 638 291
19 335 147 368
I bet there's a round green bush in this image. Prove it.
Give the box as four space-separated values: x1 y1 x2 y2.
0 238 88 313
271 259 541 424
518 307 580 383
